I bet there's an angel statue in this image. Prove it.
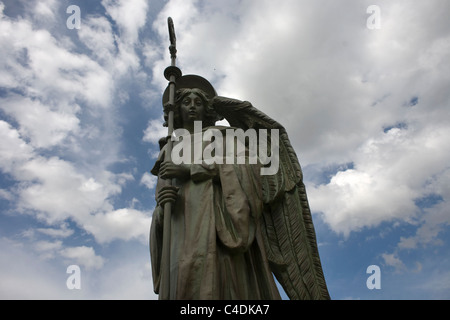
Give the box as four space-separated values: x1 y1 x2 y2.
149 74 330 300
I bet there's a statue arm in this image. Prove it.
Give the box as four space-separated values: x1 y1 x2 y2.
190 162 219 183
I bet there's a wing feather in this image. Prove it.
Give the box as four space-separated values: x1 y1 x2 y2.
212 96 330 300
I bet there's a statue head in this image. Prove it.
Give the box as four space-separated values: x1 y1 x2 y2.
173 88 221 129
162 75 223 129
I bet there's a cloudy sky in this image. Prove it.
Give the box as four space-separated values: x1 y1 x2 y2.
1 0 449 300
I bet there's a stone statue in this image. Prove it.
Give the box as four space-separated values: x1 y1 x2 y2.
149 18 330 300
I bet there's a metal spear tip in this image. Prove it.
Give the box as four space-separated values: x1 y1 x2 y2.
168 17 176 46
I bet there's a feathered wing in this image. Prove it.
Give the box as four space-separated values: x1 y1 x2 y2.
212 96 330 300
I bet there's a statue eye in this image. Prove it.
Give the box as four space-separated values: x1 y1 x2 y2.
183 99 190 105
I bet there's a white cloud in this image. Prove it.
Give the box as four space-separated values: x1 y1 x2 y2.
397 168 450 250
78 15 116 66
1 97 80 149
143 118 166 145
29 238 105 271
34 240 63 252
382 252 406 273
33 0 59 20
82 209 151 244
36 224 74 238
15 159 152 245
140 172 157 190
0 188 14 201
0 0 154 248
0 117 148 245
0 0 227 300
94 260 156 299
0 237 155 299
102 0 149 45
0 238 75 299
34 240 63 260
0 120 34 173
16 157 118 223
96 0 150 82
308 124 450 236
0 15 113 108
60 246 105 270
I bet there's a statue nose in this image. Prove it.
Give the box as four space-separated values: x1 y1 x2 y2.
188 106 197 114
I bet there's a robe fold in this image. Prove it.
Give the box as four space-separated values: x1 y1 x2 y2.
150 127 281 300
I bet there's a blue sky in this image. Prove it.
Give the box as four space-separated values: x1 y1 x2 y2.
1 0 449 299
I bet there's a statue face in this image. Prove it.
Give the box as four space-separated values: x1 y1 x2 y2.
180 92 206 125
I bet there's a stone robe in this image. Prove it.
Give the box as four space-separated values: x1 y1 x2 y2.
150 127 281 300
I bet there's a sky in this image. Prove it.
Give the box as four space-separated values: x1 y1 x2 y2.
0 0 449 300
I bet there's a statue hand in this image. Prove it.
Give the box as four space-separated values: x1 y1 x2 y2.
159 161 190 180
157 185 179 207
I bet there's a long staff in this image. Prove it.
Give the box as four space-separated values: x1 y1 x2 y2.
160 17 182 300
